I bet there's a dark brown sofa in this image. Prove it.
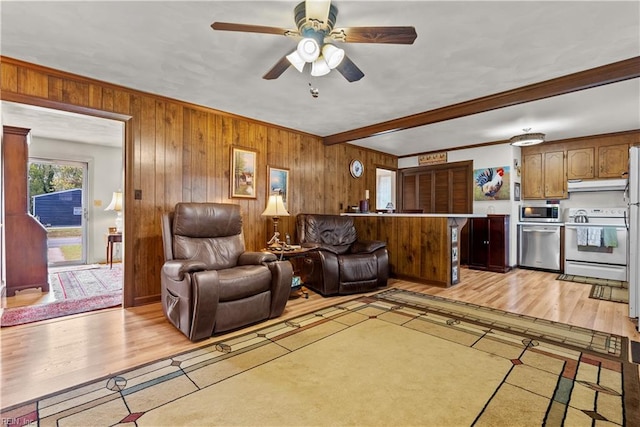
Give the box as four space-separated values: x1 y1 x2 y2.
161 202 293 341
296 213 389 296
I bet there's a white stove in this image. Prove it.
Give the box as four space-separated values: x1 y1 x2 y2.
565 207 628 281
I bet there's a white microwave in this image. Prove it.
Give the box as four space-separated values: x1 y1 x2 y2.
519 204 561 222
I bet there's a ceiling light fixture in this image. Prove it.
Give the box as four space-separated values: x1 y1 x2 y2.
297 38 320 62
509 128 546 146
287 34 345 78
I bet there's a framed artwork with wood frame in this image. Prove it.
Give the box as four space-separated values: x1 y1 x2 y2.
267 166 289 207
231 147 257 198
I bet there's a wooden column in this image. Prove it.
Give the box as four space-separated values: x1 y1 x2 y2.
2 126 49 296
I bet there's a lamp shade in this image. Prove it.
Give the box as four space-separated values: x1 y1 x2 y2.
286 50 306 72
509 132 545 147
311 57 331 77
296 37 320 63
261 194 290 217
105 191 123 211
322 44 345 69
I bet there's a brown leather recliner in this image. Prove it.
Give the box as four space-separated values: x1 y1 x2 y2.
161 202 293 341
296 213 389 296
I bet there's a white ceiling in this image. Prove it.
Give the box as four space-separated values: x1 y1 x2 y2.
1 1 639 156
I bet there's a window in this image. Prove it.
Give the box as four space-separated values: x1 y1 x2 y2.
376 168 396 210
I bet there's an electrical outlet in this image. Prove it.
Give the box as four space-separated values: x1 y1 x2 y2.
134 189 142 200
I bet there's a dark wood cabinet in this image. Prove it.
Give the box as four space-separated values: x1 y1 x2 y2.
2 126 49 296
468 214 510 273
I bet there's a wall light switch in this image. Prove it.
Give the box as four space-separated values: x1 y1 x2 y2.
94 200 102 207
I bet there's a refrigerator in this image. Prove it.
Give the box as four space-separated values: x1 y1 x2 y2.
628 146 639 330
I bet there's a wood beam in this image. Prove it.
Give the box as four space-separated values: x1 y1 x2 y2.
323 56 640 146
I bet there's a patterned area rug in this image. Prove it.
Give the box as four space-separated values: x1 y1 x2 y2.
1 289 638 426
1 265 122 327
557 274 629 303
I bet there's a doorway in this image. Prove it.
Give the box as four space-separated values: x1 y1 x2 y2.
1 100 127 317
28 158 88 266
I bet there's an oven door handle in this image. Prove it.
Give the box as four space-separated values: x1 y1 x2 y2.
565 226 626 230
521 228 559 233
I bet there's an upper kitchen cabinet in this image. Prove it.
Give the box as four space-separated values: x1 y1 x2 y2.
544 151 566 197
567 144 628 179
598 144 629 178
522 151 566 199
521 131 638 200
567 148 594 180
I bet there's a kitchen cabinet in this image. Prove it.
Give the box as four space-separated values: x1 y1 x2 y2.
521 132 635 201
567 144 628 180
567 148 594 179
598 144 628 178
522 151 566 199
544 151 566 198
522 153 543 199
468 214 510 273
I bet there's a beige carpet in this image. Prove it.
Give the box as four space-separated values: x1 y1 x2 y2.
2 290 638 426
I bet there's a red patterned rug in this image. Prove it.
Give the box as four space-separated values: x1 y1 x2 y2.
1 265 122 327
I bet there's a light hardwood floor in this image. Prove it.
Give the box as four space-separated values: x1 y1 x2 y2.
1 267 638 409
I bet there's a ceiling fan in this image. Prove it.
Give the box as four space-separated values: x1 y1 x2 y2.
211 0 417 82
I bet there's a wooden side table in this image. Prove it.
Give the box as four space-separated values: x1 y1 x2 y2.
106 232 123 269
263 246 313 298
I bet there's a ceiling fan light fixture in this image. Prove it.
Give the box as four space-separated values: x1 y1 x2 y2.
286 50 306 72
296 37 320 62
321 44 344 69
311 57 331 76
509 130 546 147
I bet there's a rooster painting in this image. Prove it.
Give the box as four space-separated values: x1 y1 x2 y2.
475 167 505 199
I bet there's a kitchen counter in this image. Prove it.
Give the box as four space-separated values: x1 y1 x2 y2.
346 213 485 287
344 213 486 218
517 221 565 226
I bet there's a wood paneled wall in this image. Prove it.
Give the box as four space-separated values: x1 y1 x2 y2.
0 56 397 306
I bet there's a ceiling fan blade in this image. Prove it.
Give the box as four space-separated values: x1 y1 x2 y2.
330 26 417 44
335 55 364 82
262 54 292 80
211 22 299 37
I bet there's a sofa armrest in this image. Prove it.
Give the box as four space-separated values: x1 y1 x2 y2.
351 240 387 254
238 251 277 265
267 260 294 319
162 260 207 281
305 243 350 255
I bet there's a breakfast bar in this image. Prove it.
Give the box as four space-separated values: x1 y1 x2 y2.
344 213 486 287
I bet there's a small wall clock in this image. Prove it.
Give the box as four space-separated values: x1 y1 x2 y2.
349 159 364 178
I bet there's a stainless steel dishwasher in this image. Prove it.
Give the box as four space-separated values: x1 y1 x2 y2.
518 224 562 272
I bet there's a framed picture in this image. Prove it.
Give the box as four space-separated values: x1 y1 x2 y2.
472 166 511 201
514 182 521 201
231 147 257 198
268 166 289 206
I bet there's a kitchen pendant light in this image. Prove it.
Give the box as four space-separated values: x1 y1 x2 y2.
509 128 546 146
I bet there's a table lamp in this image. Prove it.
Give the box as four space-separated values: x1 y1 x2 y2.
105 190 123 233
261 193 289 248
